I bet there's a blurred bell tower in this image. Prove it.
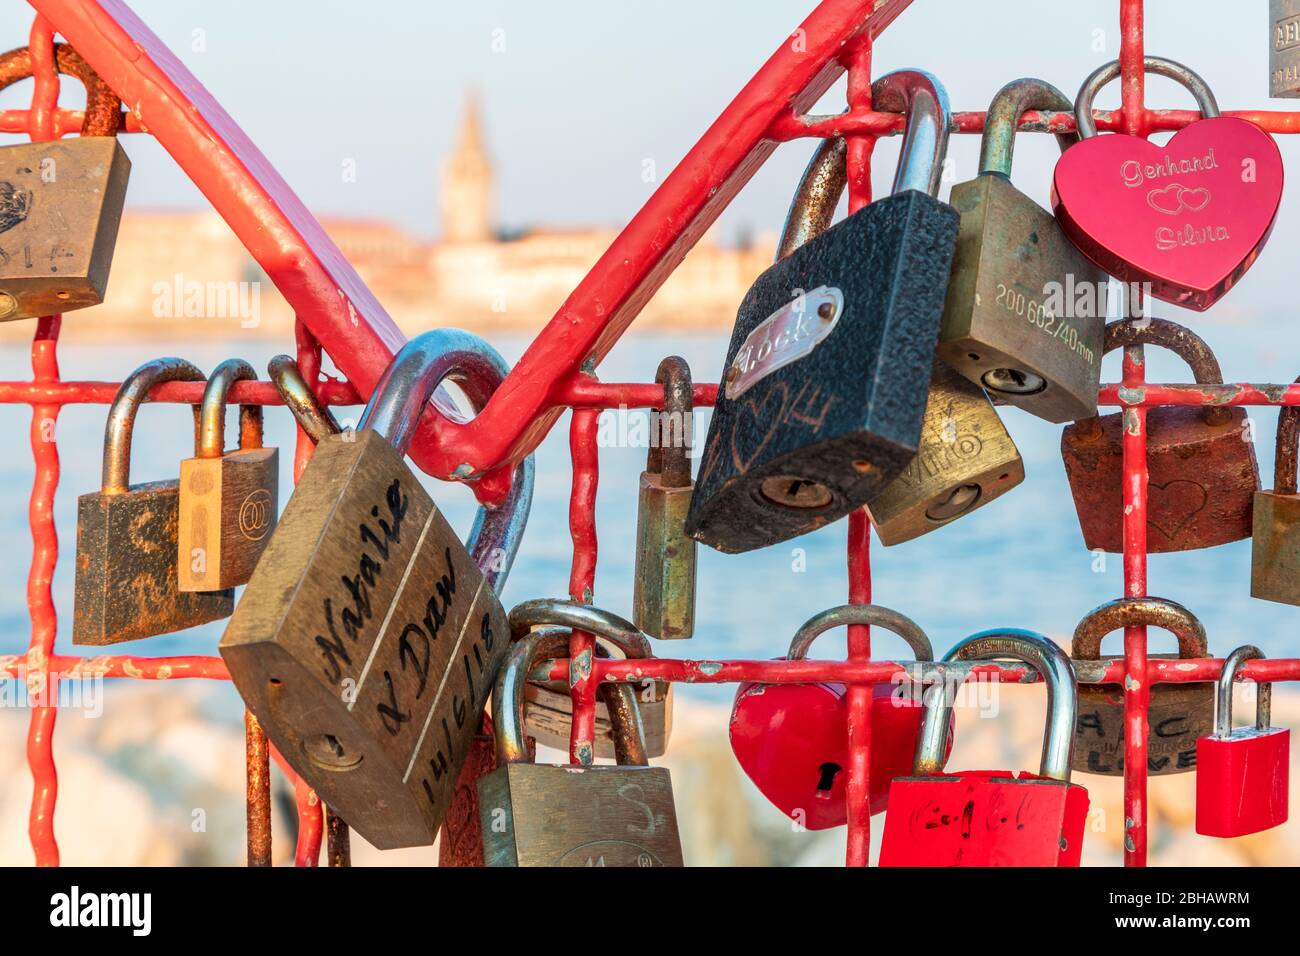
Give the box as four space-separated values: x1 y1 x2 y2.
441 91 494 243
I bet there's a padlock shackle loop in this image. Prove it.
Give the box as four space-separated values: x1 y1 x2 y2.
1273 376 1300 496
267 354 343 445
508 599 653 661
979 78 1076 177
786 603 934 663
198 359 259 458
871 69 952 198
101 358 206 494
1074 56 1219 139
1071 596 1209 661
938 629 1079 783
1215 645 1270 738
776 136 847 261
0 43 123 136
646 356 693 487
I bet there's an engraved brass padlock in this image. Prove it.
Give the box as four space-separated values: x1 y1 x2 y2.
687 70 959 553
0 43 130 321
1071 597 1215 776
220 330 535 850
865 360 1023 545
178 360 279 591
74 359 234 645
1251 384 1300 605
478 629 684 867
938 78 1107 423
1273 0 1300 97
634 356 696 639
1061 318 1260 553
510 600 672 759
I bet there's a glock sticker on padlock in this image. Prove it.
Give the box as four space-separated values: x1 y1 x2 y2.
725 285 841 400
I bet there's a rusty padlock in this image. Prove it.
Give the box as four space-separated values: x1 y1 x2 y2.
220 329 534 849
1061 317 1260 552
1251 385 1300 605
0 43 130 321
177 360 279 591
1071 597 1215 776
74 358 234 645
633 356 696 639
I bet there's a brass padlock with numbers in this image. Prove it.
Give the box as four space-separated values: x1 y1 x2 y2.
0 43 130 321
633 356 696 640
1273 0 1300 97
865 360 1023 545
220 330 535 849
478 628 684 867
1071 597 1215 776
177 359 279 591
1251 386 1300 605
74 358 235 645
938 78 1107 423
510 600 673 759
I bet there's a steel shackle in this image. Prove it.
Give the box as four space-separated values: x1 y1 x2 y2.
101 358 205 494
267 354 342 445
873 69 953 198
647 356 692 488
1272 376 1300 496
1071 596 1209 662
786 603 934 663
1074 56 1219 139
1214 645 1272 739
198 359 262 458
979 77 1077 177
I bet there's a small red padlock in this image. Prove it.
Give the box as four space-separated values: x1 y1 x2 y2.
1052 56 1283 311
880 628 1090 867
1196 645 1290 838
729 603 953 830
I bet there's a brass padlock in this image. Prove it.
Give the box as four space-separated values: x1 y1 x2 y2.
267 354 343 445
0 43 130 321
634 356 696 639
865 360 1023 545
220 330 535 849
1251 384 1300 604
509 600 672 759
1071 597 1215 776
177 360 279 591
73 358 234 645
478 629 684 867
938 78 1107 423
1273 0 1300 96
1061 318 1260 553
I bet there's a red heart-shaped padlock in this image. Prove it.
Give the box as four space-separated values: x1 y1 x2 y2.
1051 57 1284 312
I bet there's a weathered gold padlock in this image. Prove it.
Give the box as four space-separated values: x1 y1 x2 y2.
74 358 234 645
478 628 684 867
1251 384 1300 605
1071 597 1215 776
220 330 534 850
0 43 130 321
509 600 672 759
865 360 1024 545
177 360 279 591
633 356 696 640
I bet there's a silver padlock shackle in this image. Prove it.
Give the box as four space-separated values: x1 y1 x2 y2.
979 77 1077 177
786 603 934 662
198 358 262 458
916 629 1078 782
1075 56 1219 139
872 69 952 197
1214 645 1271 739
359 329 534 595
777 136 847 261
508 599 653 661
102 357 205 494
267 354 343 445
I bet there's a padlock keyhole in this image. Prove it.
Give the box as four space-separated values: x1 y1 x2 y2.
815 762 842 797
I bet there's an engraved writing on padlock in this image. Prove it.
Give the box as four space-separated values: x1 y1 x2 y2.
1272 0 1300 97
687 70 960 553
220 330 534 850
73 358 234 645
0 43 130 321
1251 382 1300 605
939 78 1107 424
1070 597 1216 776
178 359 279 591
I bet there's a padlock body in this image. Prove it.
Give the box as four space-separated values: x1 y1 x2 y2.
219 430 510 850
74 481 234 645
1195 727 1290 837
1073 660 1214 775
688 191 959 553
477 763 684 866
525 680 673 759
1273 0 1300 97
0 138 130 321
1061 406 1259 553
939 174 1107 423
866 360 1024 545
1250 489 1300 605
177 447 279 591
633 473 696 639
880 771 1089 866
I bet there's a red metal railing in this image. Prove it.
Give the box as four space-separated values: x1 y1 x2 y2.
4 0 1300 868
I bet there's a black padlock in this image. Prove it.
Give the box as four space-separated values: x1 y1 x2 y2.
686 70 959 553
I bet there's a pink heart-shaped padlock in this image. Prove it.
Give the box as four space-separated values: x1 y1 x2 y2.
1051 58 1284 312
